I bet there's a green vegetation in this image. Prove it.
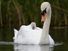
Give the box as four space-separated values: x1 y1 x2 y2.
0 0 68 43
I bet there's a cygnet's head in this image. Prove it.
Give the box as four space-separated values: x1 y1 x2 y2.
31 22 36 30
40 2 51 22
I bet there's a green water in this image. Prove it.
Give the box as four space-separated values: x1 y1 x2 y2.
0 45 13 51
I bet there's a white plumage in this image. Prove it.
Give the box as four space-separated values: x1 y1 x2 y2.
13 2 54 45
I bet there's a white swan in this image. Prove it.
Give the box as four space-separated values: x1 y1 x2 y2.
13 2 54 45
13 22 42 44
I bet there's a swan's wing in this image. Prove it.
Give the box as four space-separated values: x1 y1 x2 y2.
17 25 27 37
13 29 18 39
14 29 18 35
36 27 42 30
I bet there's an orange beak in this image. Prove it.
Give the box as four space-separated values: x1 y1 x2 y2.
41 14 47 23
41 15 45 22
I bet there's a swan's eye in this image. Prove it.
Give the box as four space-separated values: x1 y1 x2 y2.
41 8 47 16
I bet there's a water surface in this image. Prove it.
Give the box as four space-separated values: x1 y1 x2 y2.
0 41 68 51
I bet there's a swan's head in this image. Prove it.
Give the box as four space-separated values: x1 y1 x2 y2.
40 2 51 22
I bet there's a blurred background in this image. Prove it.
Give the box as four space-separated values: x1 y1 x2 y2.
0 0 68 43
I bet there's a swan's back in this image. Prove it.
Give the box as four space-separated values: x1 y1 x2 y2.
13 22 54 44
14 22 42 44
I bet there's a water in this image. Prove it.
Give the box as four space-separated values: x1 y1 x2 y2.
0 41 68 51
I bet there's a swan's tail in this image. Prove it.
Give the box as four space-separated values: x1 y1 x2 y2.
13 29 18 39
31 22 36 30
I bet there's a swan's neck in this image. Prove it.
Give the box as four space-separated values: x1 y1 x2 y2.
40 7 51 44
42 7 51 34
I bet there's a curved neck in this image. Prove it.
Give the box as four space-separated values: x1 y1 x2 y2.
42 7 51 34
40 7 51 44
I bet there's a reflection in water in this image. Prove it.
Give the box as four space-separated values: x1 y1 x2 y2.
14 44 54 51
0 41 65 51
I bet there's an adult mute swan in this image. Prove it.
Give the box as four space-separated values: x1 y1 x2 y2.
13 2 54 45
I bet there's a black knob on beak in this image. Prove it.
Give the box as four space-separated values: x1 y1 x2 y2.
41 8 47 16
